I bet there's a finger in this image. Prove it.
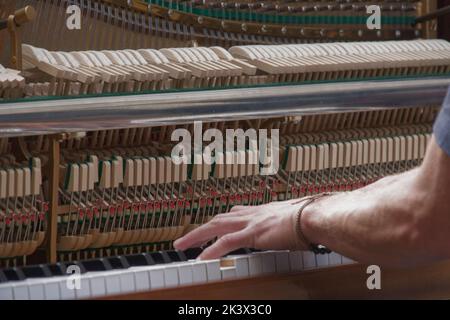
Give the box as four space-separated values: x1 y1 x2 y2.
198 230 250 260
173 216 246 250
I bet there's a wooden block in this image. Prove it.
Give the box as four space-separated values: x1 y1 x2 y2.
99 161 111 189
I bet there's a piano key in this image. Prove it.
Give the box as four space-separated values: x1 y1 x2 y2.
220 266 237 280
77 258 112 272
59 276 77 300
132 268 151 292
342 256 356 264
147 265 165 290
43 278 62 300
149 251 170 264
0 285 13 300
62 262 87 274
259 251 277 274
74 277 91 299
303 251 317 270
103 271 122 296
288 251 304 271
47 263 67 276
163 265 179 288
28 279 46 300
247 254 263 276
86 274 107 298
118 271 136 294
106 256 129 270
275 251 290 273
175 262 194 285
316 254 330 268
21 265 52 279
0 270 7 283
162 250 187 263
204 259 221 282
329 252 343 266
12 282 30 299
191 261 208 284
124 253 155 267
2 268 26 282
221 255 250 278
184 247 203 260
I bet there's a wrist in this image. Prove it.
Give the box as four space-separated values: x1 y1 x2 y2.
291 193 334 251
300 196 330 249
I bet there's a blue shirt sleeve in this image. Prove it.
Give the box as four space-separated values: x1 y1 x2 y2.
433 86 450 157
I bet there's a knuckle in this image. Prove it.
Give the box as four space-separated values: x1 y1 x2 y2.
212 213 226 222
220 234 237 247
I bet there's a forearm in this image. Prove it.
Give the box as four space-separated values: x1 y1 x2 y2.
302 138 450 267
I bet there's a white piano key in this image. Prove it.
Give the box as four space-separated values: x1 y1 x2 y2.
220 266 237 280
132 269 151 292
148 266 165 290
342 256 356 264
87 274 106 298
104 271 122 295
59 277 76 300
164 265 180 288
275 251 290 273
28 280 46 300
176 263 193 286
43 278 62 300
191 261 208 284
0 284 14 300
329 252 343 266
75 277 91 299
288 251 304 271
12 282 30 300
248 254 263 276
316 254 330 268
119 271 136 294
205 259 221 281
302 251 317 270
226 256 250 278
260 252 277 274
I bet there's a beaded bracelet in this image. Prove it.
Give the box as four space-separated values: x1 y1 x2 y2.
292 193 334 254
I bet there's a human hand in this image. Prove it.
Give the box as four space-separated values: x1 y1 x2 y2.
173 199 310 260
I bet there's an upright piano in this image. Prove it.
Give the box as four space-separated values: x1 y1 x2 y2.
0 0 450 299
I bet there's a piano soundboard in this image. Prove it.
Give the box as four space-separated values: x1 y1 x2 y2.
0 0 450 300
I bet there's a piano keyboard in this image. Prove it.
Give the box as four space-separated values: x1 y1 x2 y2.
19 39 450 98
0 248 355 299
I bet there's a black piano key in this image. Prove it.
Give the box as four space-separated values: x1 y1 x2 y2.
159 251 176 263
0 270 8 283
47 262 67 276
124 253 155 267
165 250 187 262
106 256 129 269
61 262 87 274
228 248 252 255
21 264 52 278
1 267 26 282
149 251 170 264
183 247 203 260
78 258 112 272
